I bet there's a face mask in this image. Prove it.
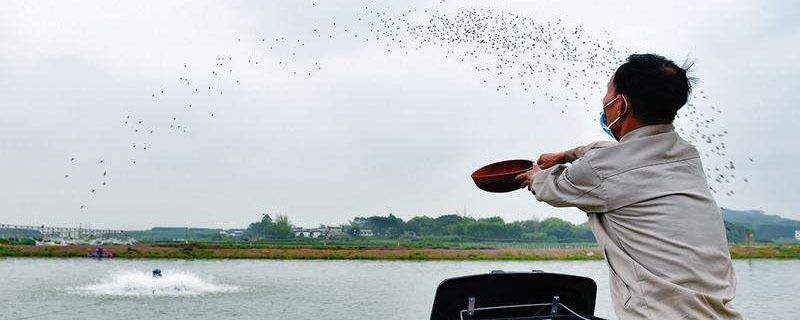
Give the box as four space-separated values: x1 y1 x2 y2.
599 95 627 140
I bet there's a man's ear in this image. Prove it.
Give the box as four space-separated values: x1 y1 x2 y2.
608 94 623 116
617 94 629 115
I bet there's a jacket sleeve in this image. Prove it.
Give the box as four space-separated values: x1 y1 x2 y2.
563 141 615 162
529 156 607 213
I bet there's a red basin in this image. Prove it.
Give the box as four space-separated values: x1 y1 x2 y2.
471 159 534 193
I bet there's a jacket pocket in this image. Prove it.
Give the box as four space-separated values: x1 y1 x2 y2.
604 248 632 307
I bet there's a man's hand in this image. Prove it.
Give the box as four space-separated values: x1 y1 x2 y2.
536 151 567 169
515 164 542 191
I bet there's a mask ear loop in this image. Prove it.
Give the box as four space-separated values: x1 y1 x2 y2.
607 95 628 128
619 95 629 117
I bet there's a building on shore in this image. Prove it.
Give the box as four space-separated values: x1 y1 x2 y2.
293 227 323 238
219 229 245 238
293 225 347 239
1 223 135 245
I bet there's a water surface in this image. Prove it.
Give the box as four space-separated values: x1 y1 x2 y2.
1 258 796 319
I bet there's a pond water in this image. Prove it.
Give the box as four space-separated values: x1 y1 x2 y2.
1 258 797 319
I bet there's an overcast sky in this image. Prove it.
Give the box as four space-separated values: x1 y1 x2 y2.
1 0 798 229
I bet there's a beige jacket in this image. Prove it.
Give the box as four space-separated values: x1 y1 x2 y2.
530 124 742 320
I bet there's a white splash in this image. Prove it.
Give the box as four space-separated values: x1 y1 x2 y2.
71 270 241 297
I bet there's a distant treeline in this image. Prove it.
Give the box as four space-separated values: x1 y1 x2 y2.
722 208 800 243
122 208 800 244
345 214 596 243
237 213 594 242
127 228 223 242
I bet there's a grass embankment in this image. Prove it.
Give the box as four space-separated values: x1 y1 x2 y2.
729 244 800 259
1 243 798 260
0 243 602 260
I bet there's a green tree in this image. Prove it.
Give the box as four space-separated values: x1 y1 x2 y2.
261 214 274 237
539 217 576 241
245 221 263 240
271 214 294 239
352 214 406 237
406 216 438 235
244 213 295 240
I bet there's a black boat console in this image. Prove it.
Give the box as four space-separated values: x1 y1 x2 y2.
430 270 608 320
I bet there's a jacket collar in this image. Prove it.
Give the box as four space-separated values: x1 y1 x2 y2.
619 124 675 142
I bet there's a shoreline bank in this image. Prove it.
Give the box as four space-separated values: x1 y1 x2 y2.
1 244 798 260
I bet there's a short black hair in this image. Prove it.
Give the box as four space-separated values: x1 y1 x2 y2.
613 54 694 124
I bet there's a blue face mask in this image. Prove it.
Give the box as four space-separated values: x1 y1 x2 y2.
599 95 627 140
599 111 614 139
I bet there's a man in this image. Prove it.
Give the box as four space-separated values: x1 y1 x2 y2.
516 54 742 319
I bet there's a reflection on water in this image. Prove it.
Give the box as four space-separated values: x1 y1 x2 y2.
1 258 797 320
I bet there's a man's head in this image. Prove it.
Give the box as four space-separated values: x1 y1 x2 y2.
602 54 694 137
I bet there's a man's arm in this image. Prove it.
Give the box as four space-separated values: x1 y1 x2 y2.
517 157 607 212
538 141 615 168
562 141 615 162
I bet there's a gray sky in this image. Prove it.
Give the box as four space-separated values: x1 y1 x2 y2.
1 0 798 229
